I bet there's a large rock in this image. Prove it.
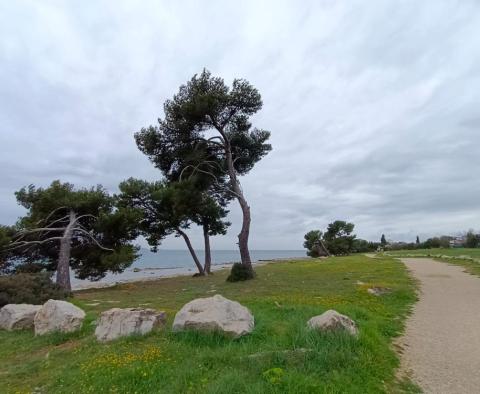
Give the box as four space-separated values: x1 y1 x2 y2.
95 307 166 342
0 304 41 330
34 299 85 335
173 294 254 338
307 309 358 336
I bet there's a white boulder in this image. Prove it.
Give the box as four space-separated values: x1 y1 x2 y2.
173 294 254 338
34 299 85 335
95 307 166 342
0 304 41 330
307 309 358 336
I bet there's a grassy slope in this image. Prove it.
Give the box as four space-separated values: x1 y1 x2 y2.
0 255 416 393
386 248 480 277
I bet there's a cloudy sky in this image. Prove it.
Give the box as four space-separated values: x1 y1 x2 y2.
1 0 479 250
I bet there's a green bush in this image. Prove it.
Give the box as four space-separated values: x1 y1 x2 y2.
226 262 255 282
0 272 69 307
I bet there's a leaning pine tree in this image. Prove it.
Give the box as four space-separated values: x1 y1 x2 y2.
4 181 140 291
135 69 271 279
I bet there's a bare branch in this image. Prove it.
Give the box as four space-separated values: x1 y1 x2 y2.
6 237 64 250
208 135 225 143
75 214 98 223
74 228 114 252
44 215 70 228
74 222 90 233
35 206 68 226
192 136 224 147
13 227 66 243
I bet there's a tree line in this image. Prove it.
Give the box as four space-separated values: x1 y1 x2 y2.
0 70 271 292
303 225 480 257
380 231 480 250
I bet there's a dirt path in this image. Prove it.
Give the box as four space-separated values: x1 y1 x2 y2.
398 258 480 393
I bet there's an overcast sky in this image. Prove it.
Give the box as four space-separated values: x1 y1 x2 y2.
1 0 479 250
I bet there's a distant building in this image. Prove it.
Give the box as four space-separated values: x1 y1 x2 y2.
449 236 465 248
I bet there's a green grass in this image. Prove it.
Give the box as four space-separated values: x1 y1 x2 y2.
0 255 417 393
385 248 480 277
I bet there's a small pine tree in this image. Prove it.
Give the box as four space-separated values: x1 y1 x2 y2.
416 235 420 244
381 234 387 245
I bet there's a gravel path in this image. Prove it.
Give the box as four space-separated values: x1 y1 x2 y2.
398 258 480 393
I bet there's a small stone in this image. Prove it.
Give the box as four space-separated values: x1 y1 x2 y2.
367 287 391 296
307 309 358 336
0 304 41 330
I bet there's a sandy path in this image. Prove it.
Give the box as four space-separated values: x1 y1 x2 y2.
398 258 480 393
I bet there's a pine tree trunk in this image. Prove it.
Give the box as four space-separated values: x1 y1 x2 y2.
203 223 212 274
177 229 205 276
224 140 253 273
56 210 76 291
237 197 252 268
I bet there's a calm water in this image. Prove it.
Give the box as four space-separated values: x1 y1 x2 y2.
72 249 307 289
135 249 307 269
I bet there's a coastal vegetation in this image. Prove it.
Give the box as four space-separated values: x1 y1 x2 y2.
304 221 378 257
0 255 417 393
0 70 271 285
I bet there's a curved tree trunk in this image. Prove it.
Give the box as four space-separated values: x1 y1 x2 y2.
56 210 76 291
177 228 205 275
236 197 252 267
203 223 212 274
224 140 253 272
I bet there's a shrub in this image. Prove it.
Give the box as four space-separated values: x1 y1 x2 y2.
226 262 255 282
0 272 69 307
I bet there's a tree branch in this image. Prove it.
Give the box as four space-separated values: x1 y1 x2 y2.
221 107 238 129
13 227 66 243
74 228 114 251
179 164 242 199
75 214 98 223
36 206 68 226
6 237 64 250
44 215 70 228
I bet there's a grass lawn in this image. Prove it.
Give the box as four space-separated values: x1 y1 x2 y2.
0 255 417 393
386 248 480 277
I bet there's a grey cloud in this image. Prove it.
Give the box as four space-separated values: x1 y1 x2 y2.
1 0 479 250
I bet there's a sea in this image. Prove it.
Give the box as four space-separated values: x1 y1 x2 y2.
72 249 306 290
